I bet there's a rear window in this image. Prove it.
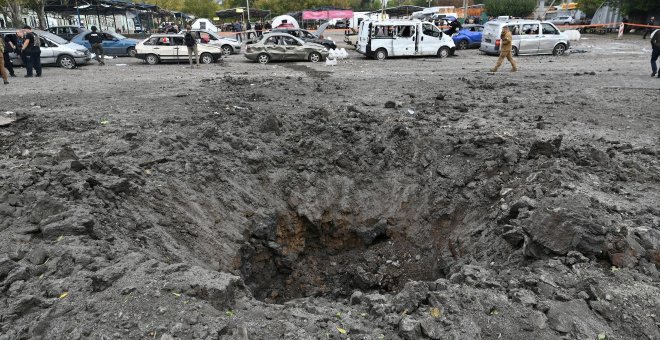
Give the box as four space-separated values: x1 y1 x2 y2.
483 23 500 35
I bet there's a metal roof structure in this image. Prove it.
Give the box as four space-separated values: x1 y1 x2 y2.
215 8 272 20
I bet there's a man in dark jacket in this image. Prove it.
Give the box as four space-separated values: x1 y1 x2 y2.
88 26 105 65
444 16 462 36
20 26 41 77
650 29 660 78
643 17 655 39
184 26 199 68
2 34 17 77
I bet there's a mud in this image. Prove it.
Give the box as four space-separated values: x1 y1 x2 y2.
0 34 659 340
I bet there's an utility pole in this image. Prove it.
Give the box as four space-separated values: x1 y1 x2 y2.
75 0 82 27
463 0 468 20
246 0 250 25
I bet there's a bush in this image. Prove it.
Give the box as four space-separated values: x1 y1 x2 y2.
484 0 538 18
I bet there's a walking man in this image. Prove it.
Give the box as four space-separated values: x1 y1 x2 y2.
3 34 16 77
0 38 9 84
651 29 660 78
184 26 199 68
21 26 41 77
643 17 655 39
490 26 517 72
88 26 105 65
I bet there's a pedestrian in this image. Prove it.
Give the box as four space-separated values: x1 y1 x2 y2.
264 21 272 30
643 17 655 39
490 25 517 72
651 29 660 78
2 33 17 77
255 21 263 36
20 26 41 77
444 16 462 36
0 38 9 84
88 26 105 65
184 26 199 68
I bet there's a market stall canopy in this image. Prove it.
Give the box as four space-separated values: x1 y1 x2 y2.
302 10 353 20
215 8 272 20
44 0 166 15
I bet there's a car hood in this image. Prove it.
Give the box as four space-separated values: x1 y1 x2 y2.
316 22 330 37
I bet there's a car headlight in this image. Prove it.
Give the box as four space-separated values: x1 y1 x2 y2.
322 48 328 52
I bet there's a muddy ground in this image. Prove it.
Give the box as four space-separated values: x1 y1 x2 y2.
1 33 659 340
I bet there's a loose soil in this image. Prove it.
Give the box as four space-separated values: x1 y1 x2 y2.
0 34 659 340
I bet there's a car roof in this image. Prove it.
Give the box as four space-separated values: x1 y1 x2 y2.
49 25 84 28
262 32 298 38
149 34 185 37
486 20 552 25
366 19 424 25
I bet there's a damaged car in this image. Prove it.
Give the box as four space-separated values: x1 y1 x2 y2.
243 33 329 64
271 23 336 50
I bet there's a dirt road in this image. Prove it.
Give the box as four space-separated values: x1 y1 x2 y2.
1 34 659 340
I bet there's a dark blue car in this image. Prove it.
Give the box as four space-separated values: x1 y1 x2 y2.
452 24 483 50
71 30 140 57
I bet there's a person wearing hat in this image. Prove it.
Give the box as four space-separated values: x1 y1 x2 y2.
490 25 517 72
88 26 105 65
20 26 41 77
444 16 462 36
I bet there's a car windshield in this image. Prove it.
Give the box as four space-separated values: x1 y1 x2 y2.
483 23 499 35
37 31 68 44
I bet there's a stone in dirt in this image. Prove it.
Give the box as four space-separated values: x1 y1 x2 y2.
528 135 563 159
546 299 612 338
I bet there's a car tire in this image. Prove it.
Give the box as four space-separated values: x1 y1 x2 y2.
127 47 137 58
257 53 270 64
200 53 214 64
552 43 566 56
458 39 469 50
145 54 159 65
309 51 322 63
512 46 519 56
375 48 387 61
221 45 233 55
57 55 76 69
437 46 450 58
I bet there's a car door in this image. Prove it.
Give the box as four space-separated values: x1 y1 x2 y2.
392 25 416 56
420 22 442 55
518 23 539 54
171 36 186 60
37 36 56 64
102 32 121 55
280 35 302 60
153 36 175 60
263 35 284 60
539 23 561 54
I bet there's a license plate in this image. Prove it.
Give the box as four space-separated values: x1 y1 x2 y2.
485 39 491 43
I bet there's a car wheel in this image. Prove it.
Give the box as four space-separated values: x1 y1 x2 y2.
200 53 214 64
375 48 387 60
257 53 270 64
437 46 450 58
309 51 322 63
145 54 159 65
221 45 233 55
458 39 469 50
57 55 76 69
512 46 519 56
127 47 137 58
552 43 566 56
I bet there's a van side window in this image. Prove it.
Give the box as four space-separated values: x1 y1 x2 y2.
397 25 414 38
422 23 441 37
509 25 520 35
372 26 394 39
541 23 559 35
522 24 539 35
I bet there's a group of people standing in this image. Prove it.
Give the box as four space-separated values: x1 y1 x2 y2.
0 25 42 84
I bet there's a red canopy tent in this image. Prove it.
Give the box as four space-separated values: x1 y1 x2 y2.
302 10 354 20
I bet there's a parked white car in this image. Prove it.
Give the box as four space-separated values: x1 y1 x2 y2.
178 29 242 55
356 19 456 60
549 16 575 25
135 34 224 65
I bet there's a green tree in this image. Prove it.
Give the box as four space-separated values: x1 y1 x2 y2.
182 0 219 18
616 0 660 16
483 0 536 18
576 0 603 18
1 0 24 27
